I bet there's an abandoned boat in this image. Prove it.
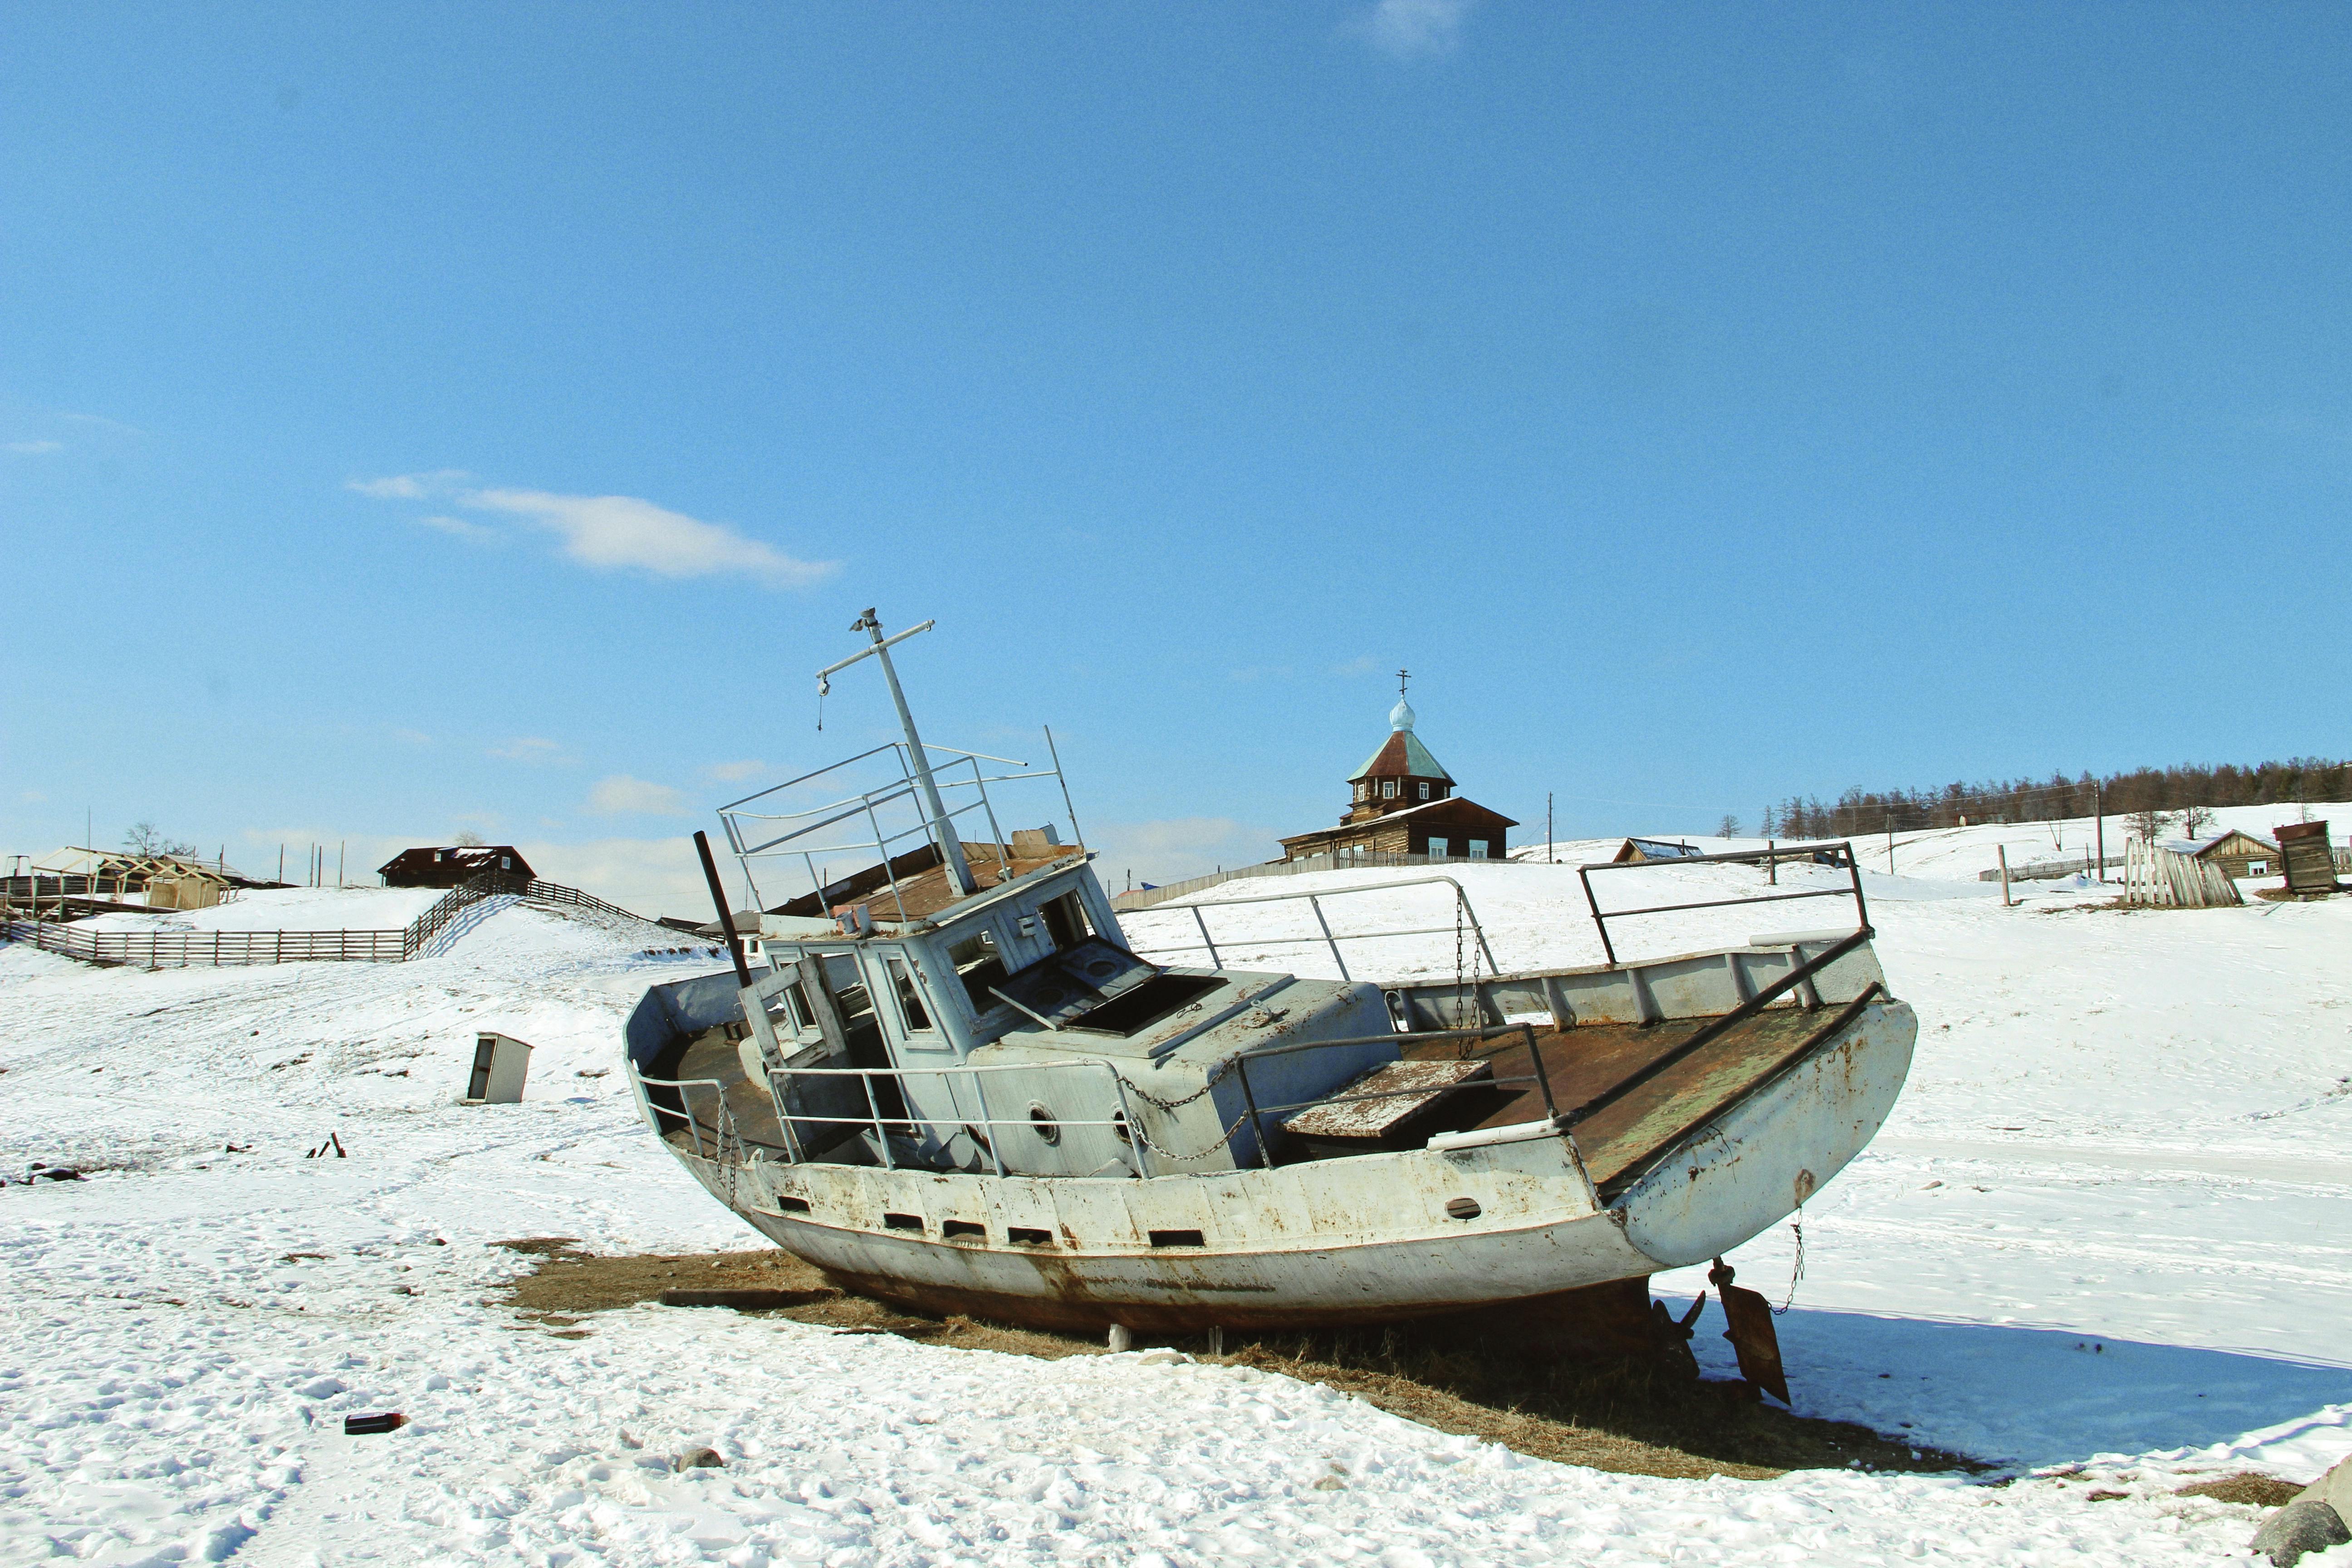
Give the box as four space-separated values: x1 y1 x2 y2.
623 612 1916 1341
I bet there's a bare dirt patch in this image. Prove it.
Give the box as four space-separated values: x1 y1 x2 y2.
491 1240 1980 1482
2175 1472 2303 1507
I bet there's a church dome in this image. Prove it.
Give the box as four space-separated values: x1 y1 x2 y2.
1389 697 1416 732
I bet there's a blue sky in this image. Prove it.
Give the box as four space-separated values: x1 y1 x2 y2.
5 3 2348 913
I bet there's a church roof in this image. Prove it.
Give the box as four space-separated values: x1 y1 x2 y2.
1349 729 1451 783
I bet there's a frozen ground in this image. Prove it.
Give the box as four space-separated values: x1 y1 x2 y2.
5 862 2350 1564
1509 800 2352 885
65 886 454 935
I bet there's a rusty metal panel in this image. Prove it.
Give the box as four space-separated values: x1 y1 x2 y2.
1283 1058 1490 1140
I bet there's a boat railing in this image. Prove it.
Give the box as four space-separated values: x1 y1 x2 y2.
1226 1023 1560 1170
1117 876 1499 983
765 1055 1154 1178
636 1074 746 1165
1576 840 1869 967
716 732 1084 923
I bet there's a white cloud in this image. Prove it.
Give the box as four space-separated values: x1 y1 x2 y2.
4 440 61 454
462 488 836 589
588 774 690 817
706 760 767 783
1351 0 1473 59
490 736 568 764
347 470 470 500
419 514 497 543
350 472 834 590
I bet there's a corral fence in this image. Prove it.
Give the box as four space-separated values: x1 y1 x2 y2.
1 872 674 969
2120 839 2243 909
1977 853 2127 884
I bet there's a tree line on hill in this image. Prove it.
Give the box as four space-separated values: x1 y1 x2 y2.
1726 756 2351 843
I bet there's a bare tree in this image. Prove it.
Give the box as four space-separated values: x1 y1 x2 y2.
451 830 487 847
2126 807 2173 843
2180 804 2215 839
1716 813 1741 838
122 821 198 859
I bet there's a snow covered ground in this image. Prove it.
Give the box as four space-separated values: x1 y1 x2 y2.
64 886 456 935
1508 800 2352 886
6 862 2350 1564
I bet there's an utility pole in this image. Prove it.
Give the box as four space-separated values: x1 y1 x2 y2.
1547 793 1554 863
2094 779 2105 883
1886 813 1895 876
817 611 975 896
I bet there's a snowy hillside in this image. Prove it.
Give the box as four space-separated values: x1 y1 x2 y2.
1515 801 2352 886
6 871 2352 1563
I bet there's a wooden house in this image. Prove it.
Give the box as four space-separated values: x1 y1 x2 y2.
2161 829 2278 881
1278 694 1517 862
378 845 535 889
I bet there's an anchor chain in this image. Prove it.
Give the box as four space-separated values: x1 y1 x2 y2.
1777 1210 1806 1314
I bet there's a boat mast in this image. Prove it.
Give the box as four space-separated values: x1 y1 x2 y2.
818 609 977 897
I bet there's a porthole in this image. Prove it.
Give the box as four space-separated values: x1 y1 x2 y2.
1445 1196 1482 1220
1112 1110 1132 1147
1029 1103 1061 1146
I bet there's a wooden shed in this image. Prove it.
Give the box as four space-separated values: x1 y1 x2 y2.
2274 820 2337 896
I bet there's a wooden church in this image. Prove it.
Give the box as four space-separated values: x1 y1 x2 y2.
1277 683 1517 863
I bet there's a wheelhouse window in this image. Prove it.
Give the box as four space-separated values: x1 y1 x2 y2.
1040 890 1093 951
886 955 933 1034
948 926 1007 1010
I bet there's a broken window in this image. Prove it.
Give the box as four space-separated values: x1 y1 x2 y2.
1040 891 1093 951
948 926 1007 1010
887 956 933 1034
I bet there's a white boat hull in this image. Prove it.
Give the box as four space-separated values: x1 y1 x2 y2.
656 997 1914 1333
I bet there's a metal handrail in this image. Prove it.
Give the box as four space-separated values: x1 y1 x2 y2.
1562 925 1874 1128
636 1074 743 1164
718 734 1080 923
1575 840 1868 967
1226 1023 1559 1170
1121 876 1499 981
766 1056 1151 1178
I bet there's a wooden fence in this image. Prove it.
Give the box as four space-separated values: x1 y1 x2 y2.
2121 838 2244 909
1 872 663 969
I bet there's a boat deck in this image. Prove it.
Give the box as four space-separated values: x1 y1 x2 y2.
656 999 1867 1203
1415 1005 1854 1198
